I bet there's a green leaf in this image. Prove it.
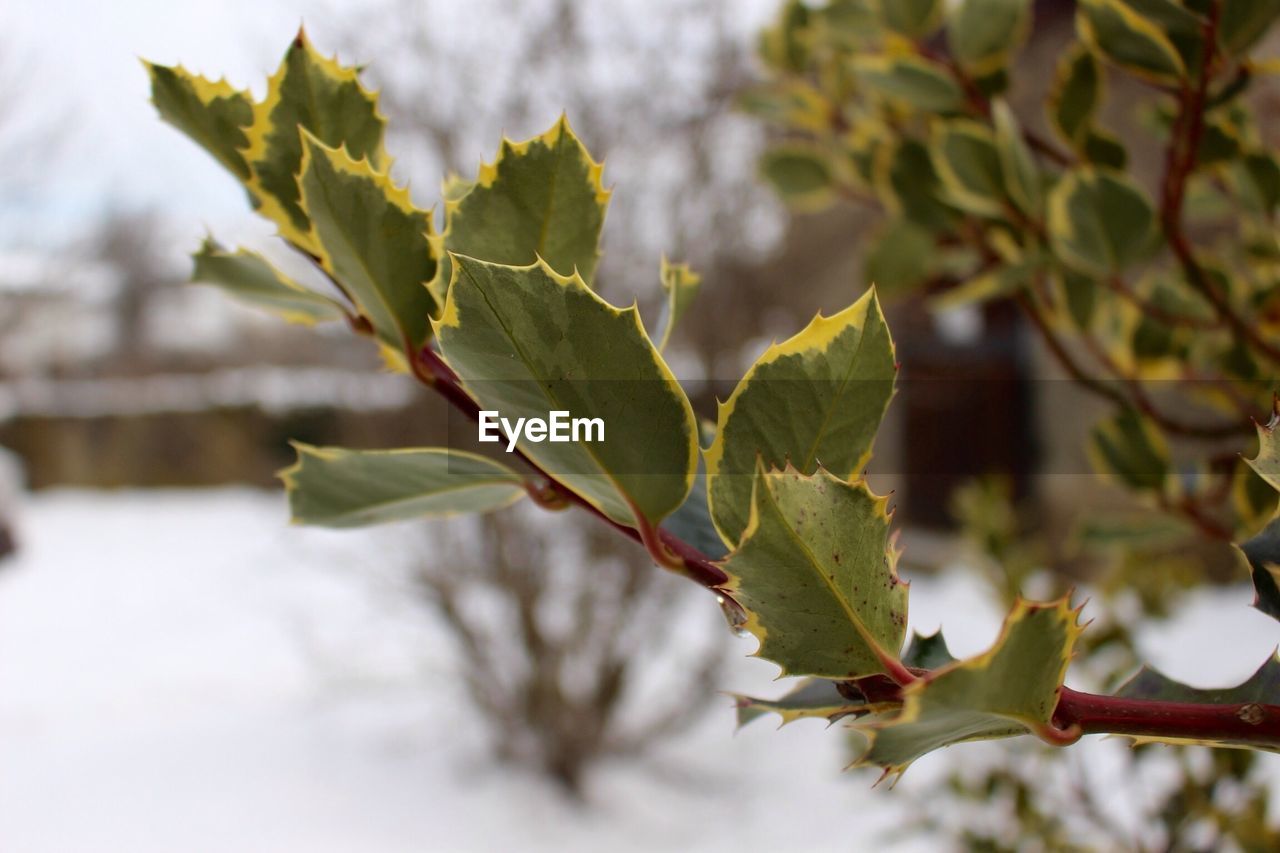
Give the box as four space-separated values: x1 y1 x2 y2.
759 145 836 209
902 629 956 670
1088 407 1169 493
655 258 702 353
722 464 908 679
145 63 254 181
1073 511 1193 551
1081 128 1128 169
1047 46 1102 147
434 256 698 527
191 238 347 325
1246 401 1280 495
930 264 1026 311
662 450 728 560
1195 118 1243 167
1053 266 1099 330
1118 654 1280 706
947 0 1032 75
706 289 897 546
298 134 439 357
1219 0 1280 55
245 29 388 252
441 116 610 288
931 120 1007 217
873 139 957 231
281 443 525 527
1232 459 1279 539
734 678 867 728
1234 152 1280 215
1240 519 1280 624
1077 0 1186 84
864 219 936 294
1047 168 1155 276
873 0 944 38
991 100 1042 215
855 598 1082 777
852 55 967 113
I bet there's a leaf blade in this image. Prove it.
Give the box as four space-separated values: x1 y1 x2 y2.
244 29 388 251
722 465 908 680
282 444 525 527
191 238 347 325
297 134 439 356
856 598 1082 776
441 116 610 286
707 289 897 546
434 256 698 527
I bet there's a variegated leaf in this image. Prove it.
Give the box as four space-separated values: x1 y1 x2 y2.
245 29 388 251
282 444 525 527
854 598 1082 777
721 464 908 680
706 289 896 547
434 256 697 527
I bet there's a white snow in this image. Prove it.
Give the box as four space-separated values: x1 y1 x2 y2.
0 489 1278 851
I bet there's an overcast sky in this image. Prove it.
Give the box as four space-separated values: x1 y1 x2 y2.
4 0 777 256
4 0 343 248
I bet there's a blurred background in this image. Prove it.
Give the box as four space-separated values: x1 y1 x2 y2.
3 0 1280 850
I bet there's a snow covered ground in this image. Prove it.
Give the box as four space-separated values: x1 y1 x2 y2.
1 489 1278 851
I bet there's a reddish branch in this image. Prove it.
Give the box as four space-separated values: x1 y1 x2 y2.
1160 1 1280 367
1054 687 1280 747
1015 292 1250 440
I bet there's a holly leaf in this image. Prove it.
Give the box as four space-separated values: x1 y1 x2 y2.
662 450 728 560
1246 399 1280 494
854 598 1082 777
654 257 702 352
191 237 347 325
282 443 525 527
298 134 439 358
1235 457 1280 539
146 63 254 181
706 288 896 547
902 629 956 670
721 464 908 680
734 678 868 729
1240 518 1280 624
440 116 610 288
434 256 698 527
245 29 388 251
1118 654 1280 706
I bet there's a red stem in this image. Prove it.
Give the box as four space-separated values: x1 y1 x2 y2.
1055 687 1280 746
1160 1 1280 366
